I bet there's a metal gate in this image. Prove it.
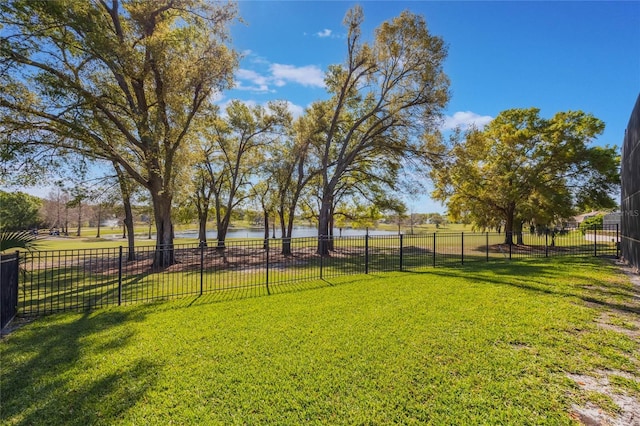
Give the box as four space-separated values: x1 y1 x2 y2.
1 252 19 329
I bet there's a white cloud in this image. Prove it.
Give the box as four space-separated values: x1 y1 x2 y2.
284 101 304 119
269 64 325 88
441 111 493 130
233 81 271 93
233 51 326 93
236 68 266 84
234 68 273 92
316 29 332 38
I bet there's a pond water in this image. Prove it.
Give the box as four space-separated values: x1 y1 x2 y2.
175 226 397 240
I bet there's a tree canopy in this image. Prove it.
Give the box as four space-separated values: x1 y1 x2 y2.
2 3 623 255
0 190 42 231
309 6 450 253
427 108 619 244
0 0 238 265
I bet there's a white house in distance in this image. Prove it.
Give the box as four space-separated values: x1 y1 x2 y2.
566 211 612 229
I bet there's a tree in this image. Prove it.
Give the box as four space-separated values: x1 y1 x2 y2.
203 100 291 248
580 214 605 235
66 185 88 237
428 213 445 228
41 189 64 230
427 108 619 244
309 7 450 254
265 116 320 255
0 0 238 266
41 187 72 234
112 161 137 260
191 162 215 245
0 190 41 231
88 179 120 239
249 180 275 249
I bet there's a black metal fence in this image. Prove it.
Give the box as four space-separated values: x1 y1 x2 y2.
1 252 19 328
9 225 619 318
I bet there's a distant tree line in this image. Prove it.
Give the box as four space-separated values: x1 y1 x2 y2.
0 187 449 238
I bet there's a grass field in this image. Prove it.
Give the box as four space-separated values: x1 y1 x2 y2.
1 257 638 425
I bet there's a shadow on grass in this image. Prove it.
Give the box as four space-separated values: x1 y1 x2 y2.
0 309 157 425
173 278 340 309
170 274 380 310
405 258 639 315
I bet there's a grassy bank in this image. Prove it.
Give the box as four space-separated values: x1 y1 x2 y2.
1 257 638 424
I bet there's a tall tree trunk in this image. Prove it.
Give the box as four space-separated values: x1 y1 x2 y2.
317 196 331 255
122 196 135 261
151 192 175 268
272 216 276 239
282 206 297 256
514 220 525 245
263 211 269 249
96 205 101 238
195 179 211 245
115 162 136 261
76 201 82 236
216 220 229 249
198 213 208 246
56 192 61 229
278 208 288 255
327 204 335 251
213 196 226 249
196 195 209 246
216 227 228 248
504 203 516 245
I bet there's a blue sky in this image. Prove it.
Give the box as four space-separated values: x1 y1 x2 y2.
9 1 640 214
223 0 640 213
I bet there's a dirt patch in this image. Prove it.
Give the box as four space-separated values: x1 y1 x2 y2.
569 371 640 425
596 312 640 339
568 260 640 425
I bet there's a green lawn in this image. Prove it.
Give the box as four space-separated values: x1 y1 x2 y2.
2 257 638 425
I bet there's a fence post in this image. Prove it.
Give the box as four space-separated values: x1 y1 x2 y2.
15 251 20 319
616 223 620 258
486 232 489 262
117 246 123 306
461 232 464 265
593 225 597 257
264 239 270 295
16 251 20 318
319 237 323 280
432 232 436 267
399 234 404 271
365 232 369 274
199 241 204 296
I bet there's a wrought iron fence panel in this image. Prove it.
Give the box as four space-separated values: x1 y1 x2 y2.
12 225 619 318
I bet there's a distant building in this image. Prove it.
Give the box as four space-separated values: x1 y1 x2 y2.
603 212 621 228
567 211 608 229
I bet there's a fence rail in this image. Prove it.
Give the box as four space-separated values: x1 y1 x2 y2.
6 225 620 318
